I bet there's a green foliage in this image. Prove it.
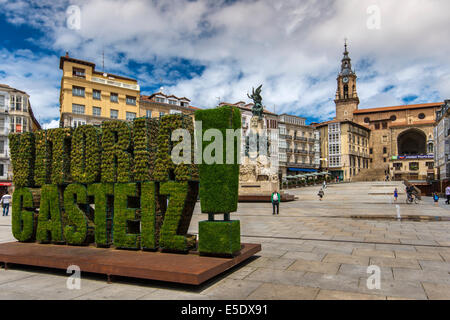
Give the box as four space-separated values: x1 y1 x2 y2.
12 188 36 242
133 118 159 182
195 105 241 214
34 130 52 186
49 128 72 185
36 184 64 243
8 132 35 187
113 183 140 249
87 183 114 247
63 184 89 245
198 220 241 256
71 125 101 184
101 120 133 183
141 182 157 250
159 181 190 252
153 114 197 182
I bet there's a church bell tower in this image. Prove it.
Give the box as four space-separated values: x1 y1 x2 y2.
335 41 359 121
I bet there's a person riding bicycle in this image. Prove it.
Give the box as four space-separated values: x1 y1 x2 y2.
406 185 414 202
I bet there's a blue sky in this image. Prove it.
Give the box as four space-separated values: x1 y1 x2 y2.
1 0 450 128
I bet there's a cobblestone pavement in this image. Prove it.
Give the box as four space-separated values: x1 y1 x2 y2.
1 182 450 300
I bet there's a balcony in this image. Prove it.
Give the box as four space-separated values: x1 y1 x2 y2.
296 149 308 155
294 136 307 142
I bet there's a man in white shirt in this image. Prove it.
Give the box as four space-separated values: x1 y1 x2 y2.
445 186 450 205
1 191 12 216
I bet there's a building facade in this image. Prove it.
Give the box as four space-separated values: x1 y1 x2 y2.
434 100 450 186
278 114 320 177
59 53 140 128
0 84 41 195
219 101 278 171
316 43 441 182
140 91 199 119
315 120 370 181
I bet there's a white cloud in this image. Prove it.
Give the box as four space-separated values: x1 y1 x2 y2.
1 0 450 123
42 119 60 129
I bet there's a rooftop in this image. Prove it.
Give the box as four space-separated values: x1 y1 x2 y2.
353 102 443 115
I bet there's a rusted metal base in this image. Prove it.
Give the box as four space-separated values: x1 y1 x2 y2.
0 242 261 285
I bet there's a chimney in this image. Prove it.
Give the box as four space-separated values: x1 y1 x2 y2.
65 51 69 58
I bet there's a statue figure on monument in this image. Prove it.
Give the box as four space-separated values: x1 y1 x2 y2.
247 85 264 120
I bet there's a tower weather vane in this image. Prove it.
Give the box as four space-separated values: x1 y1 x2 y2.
247 84 264 120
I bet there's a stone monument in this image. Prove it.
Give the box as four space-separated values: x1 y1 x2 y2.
239 85 280 199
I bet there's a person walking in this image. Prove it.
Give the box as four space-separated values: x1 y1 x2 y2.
445 185 450 205
271 190 281 215
394 188 398 203
322 180 327 189
433 192 439 206
318 188 324 201
1 191 12 216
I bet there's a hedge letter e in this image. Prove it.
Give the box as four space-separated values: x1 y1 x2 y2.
67 265 81 290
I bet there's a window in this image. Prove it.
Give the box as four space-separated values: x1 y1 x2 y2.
374 123 380 130
0 164 4 177
409 162 419 171
72 86 85 97
418 113 426 120
11 95 22 111
73 120 86 128
159 112 165 117
426 162 434 169
168 100 177 105
382 122 387 129
394 163 402 170
126 96 136 105
23 118 28 132
156 97 165 103
15 117 22 133
73 68 85 78
72 104 85 114
146 110 152 118
0 95 4 109
390 115 397 121
428 143 434 154
93 90 101 100
181 102 189 107
370 148 373 154
364 117 370 123
23 97 28 112
383 147 387 154
110 109 118 119
0 140 4 154
110 93 118 103
126 112 136 120
383 158 386 163
0 118 4 131
92 107 101 116
10 117 14 132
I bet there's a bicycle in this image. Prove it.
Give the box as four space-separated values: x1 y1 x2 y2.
405 194 420 204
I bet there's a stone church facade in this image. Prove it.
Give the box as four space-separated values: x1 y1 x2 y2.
316 44 443 182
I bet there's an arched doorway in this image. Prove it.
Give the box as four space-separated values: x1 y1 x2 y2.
397 129 427 155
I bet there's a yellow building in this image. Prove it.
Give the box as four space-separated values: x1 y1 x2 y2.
59 53 140 127
315 120 370 181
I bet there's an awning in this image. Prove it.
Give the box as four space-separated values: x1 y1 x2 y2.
0 183 12 187
288 168 318 173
